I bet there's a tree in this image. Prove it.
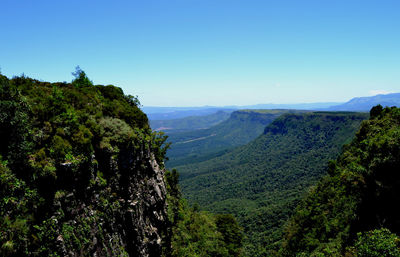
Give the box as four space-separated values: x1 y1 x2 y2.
215 214 243 257
71 66 93 87
353 228 400 257
0 75 32 177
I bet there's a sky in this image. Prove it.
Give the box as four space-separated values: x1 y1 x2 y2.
1 0 399 106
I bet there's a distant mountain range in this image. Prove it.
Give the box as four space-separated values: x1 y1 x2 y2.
324 93 400 111
143 93 400 120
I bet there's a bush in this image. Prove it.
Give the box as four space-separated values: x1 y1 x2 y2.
354 228 400 257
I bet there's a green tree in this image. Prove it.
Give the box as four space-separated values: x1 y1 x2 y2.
215 214 243 257
353 228 400 257
0 75 32 178
71 66 93 87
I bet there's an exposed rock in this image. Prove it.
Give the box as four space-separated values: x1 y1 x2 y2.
50 145 168 257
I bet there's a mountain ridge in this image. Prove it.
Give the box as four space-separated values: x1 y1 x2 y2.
326 93 400 111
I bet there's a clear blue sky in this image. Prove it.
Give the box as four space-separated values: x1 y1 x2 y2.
1 0 399 106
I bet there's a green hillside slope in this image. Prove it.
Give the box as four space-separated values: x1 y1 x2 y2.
166 109 304 168
150 110 232 133
281 106 400 256
175 112 368 256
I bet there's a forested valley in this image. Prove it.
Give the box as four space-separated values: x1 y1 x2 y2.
171 111 368 256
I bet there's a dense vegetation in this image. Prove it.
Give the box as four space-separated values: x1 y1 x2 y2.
175 112 368 256
165 169 243 257
0 70 165 255
150 110 232 133
281 105 400 256
166 109 304 168
0 70 242 256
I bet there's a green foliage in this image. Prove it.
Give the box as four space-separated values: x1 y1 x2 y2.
165 169 183 227
215 214 243 257
281 106 400 256
165 169 243 257
352 228 400 257
0 75 32 177
0 162 39 256
175 112 368 256
71 66 93 87
172 206 229 257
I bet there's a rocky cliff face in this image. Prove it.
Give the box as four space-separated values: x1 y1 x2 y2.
31 132 170 257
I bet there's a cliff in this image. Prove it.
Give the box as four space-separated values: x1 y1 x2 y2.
0 72 170 256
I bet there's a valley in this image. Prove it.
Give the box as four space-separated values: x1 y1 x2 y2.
168 111 368 256
151 96 400 256
163 109 305 168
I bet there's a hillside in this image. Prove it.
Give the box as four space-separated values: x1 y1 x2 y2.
327 93 400 111
150 110 232 133
281 106 400 256
166 109 304 168
175 112 368 256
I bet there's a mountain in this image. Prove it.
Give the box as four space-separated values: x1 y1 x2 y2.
241 102 342 110
150 110 232 133
166 109 305 168
281 106 400 256
174 112 368 256
326 93 400 111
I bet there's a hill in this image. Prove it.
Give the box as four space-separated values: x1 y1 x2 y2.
175 111 368 256
281 106 400 256
150 110 232 133
166 109 304 168
327 93 400 111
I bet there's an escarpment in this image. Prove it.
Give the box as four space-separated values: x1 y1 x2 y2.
0 73 170 256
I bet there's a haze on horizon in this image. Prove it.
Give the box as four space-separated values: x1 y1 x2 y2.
1 0 399 107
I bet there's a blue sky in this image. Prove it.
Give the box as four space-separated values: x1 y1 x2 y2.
1 0 399 106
